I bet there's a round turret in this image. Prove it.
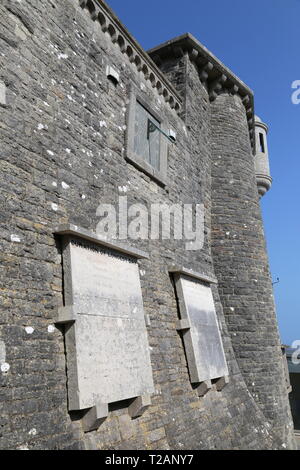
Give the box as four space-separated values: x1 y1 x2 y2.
254 115 272 197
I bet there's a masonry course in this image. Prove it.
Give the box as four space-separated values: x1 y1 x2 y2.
0 0 295 450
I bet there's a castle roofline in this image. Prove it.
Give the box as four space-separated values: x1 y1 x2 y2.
148 33 256 153
80 2 255 153
148 33 253 96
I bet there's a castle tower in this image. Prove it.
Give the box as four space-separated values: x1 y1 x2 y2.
254 115 272 197
210 93 294 447
149 32 295 448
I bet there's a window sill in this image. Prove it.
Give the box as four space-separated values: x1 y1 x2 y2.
125 152 168 188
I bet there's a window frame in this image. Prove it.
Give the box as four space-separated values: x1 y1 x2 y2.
259 132 265 153
125 87 169 187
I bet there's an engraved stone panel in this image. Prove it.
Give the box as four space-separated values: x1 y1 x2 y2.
174 274 228 384
60 236 154 411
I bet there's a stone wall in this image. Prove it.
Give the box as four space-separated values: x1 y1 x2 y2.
0 0 295 450
210 92 295 446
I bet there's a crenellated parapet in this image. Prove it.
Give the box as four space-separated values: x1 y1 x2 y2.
78 0 182 113
148 33 256 154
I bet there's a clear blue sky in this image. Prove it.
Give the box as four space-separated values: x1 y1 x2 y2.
107 0 300 345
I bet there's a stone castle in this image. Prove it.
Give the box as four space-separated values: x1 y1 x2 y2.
0 0 296 450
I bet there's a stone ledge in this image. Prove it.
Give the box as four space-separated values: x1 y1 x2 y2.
169 266 218 284
125 153 168 188
54 224 149 259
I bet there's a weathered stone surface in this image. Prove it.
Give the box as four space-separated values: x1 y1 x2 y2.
0 82 6 105
0 0 295 451
81 403 109 432
210 92 295 447
128 395 152 419
196 380 212 397
173 274 228 384
60 237 154 411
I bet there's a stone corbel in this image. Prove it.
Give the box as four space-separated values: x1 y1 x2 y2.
215 376 229 391
55 305 77 324
128 395 151 418
208 74 227 101
176 318 191 331
229 84 239 95
189 48 199 61
196 380 212 397
199 61 214 83
242 95 250 106
82 403 109 432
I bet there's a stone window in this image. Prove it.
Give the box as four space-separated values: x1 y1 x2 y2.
259 132 265 153
126 88 168 186
134 101 161 171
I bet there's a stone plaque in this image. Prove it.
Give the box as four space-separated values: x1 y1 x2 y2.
174 274 228 384
59 236 154 411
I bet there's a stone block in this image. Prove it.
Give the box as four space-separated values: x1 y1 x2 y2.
173 273 228 384
82 403 109 432
0 82 6 106
175 318 191 331
196 380 212 397
58 231 154 412
215 376 229 392
106 65 120 84
128 395 151 418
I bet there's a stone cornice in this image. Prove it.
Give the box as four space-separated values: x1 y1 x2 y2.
54 224 149 259
148 34 256 154
78 0 182 114
255 120 268 133
168 266 218 284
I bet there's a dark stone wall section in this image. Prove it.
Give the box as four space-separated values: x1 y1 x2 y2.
210 93 295 448
0 0 295 449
